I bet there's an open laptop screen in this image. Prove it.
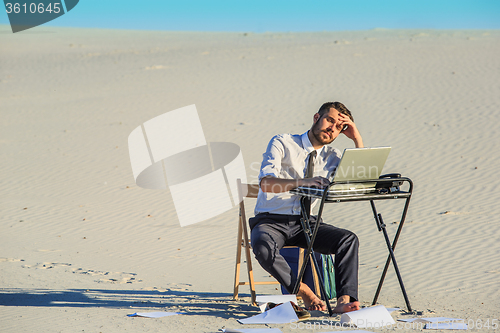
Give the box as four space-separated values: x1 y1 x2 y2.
329 147 391 193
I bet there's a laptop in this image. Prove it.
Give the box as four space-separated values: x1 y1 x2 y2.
297 147 391 196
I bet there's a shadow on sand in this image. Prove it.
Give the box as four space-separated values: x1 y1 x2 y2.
0 288 258 319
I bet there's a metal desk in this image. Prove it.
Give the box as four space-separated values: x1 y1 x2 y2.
290 177 414 316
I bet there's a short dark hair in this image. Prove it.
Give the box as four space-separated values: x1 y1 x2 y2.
318 102 354 122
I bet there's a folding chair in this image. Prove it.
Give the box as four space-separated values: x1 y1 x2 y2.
233 179 321 305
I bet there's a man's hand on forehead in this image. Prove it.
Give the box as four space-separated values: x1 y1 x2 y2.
336 113 364 148
338 113 353 131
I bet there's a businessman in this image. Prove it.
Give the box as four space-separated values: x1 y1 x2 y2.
250 102 363 313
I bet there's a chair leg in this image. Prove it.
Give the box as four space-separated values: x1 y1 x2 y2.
241 207 257 305
233 212 244 300
299 248 321 298
310 254 321 298
298 248 304 276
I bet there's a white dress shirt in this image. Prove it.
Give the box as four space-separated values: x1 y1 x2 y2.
254 131 342 215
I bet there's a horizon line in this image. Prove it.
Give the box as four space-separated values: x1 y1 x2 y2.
2 24 500 34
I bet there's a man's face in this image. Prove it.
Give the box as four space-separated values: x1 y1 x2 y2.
310 108 345 145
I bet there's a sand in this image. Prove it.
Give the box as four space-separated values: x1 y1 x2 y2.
1 25 499 332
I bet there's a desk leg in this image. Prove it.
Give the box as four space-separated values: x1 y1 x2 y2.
293 198 334 316
370 200 412 312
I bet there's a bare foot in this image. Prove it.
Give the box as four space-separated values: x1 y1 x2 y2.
297 282 326 311
332 295 360 313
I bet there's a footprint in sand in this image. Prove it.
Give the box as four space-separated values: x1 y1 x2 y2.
440 211 472 215
71 268 142 284
20 261 142 284
0 257 25 263
22 262 72 269
95 272 142 284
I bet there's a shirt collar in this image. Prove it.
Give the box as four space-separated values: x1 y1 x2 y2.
301 131 324 155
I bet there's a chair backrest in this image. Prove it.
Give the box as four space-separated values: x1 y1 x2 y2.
237 179 259 201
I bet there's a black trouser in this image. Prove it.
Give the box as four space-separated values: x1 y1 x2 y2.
249 213 359 301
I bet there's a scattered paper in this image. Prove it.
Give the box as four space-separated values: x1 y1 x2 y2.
238 301 298 324
425 323 468 330
340 305 395 328
127 311 185 318
398 317 465 323
322 331 375 333
255 295 297 313
222 329 283 333
386 307 401 313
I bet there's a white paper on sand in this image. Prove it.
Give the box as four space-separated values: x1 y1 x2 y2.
127 311 185 318
255 295 297 313
321 331 375 333
340 305 395 328
424 322 468 330
222 329 283 333
398 317 465 323
386 307 401 313
238 301 298 324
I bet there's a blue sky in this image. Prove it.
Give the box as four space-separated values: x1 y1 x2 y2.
2 0 500 32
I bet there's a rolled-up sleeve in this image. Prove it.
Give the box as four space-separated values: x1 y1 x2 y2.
258 135 285 182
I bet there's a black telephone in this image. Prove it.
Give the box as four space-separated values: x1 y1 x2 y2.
376 173 403 193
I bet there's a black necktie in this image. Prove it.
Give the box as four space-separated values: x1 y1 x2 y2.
303 150 317 215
